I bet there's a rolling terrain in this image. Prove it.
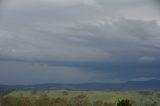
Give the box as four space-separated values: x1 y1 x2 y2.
1 80 160 106
7 89 160 106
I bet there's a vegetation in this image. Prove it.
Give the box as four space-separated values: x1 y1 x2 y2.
0 95 158 106
0 95 114 106
0 89 159 106
117 99 132 106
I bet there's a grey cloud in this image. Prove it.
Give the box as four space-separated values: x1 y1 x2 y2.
0 0 160 84
67 18 160 59
138 56 156 63
1 18 160 83
1 18 160 62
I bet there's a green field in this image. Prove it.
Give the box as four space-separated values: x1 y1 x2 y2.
7 89 160 106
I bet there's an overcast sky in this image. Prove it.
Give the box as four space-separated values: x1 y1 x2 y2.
0 0 160 84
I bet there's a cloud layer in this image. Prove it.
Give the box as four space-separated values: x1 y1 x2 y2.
0 0 160 84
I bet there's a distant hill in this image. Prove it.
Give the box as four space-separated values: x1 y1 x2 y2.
1 80 160 90
124 79 160 89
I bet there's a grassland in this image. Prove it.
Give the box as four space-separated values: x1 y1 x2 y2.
7 89 160 105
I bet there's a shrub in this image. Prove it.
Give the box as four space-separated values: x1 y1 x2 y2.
117 99 132 106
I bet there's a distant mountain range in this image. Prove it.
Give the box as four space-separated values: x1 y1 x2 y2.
1 80 160 90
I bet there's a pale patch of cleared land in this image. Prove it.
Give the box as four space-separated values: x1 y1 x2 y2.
8 90 160 105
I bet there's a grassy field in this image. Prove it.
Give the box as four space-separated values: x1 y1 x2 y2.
7 89 160 105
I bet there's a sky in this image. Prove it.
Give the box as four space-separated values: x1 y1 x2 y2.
0 0 160 84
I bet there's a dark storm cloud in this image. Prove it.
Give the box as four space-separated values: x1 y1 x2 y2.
0 0 160 84
154 0 160 7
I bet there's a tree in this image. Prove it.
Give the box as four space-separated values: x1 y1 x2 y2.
117 99 132 106
151 101 157 106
